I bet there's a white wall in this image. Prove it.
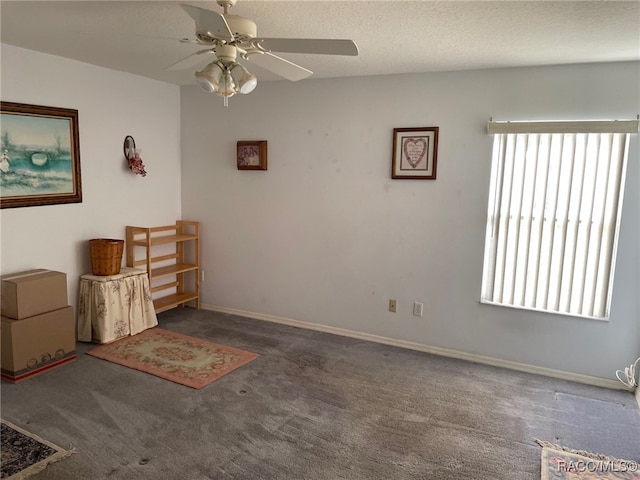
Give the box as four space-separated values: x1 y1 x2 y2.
1 44 182 308
181 62 640 381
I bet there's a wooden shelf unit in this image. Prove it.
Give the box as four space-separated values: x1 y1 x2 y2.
126 221 200 314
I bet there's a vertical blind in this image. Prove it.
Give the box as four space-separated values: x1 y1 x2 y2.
482 120 638 319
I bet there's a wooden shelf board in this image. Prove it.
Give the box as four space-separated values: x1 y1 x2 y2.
130 234 197 247
151 263 198 279
150 282 178 293
154 292 199 313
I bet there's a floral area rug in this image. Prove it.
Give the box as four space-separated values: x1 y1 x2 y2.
87 328 258 389
1 419 74 480
537 440 640 480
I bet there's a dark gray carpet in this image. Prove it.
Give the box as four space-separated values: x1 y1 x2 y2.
2 308 638 479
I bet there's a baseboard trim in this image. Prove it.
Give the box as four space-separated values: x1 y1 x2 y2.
202 303 630 392
635 386 640 410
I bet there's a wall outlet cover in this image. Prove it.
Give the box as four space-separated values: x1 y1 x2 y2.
389 299 397 313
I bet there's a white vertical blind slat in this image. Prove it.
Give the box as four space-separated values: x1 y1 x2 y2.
548 134 576 312
541 135 565 311
480 136 505 302
494 135 516 303
572 133 600 314
589 135 616 316
593 134 627 317
525 134 549 308
558 134 581 314
514 135 539 306
583 134 612 316
535 135 556 310
503 134 528 304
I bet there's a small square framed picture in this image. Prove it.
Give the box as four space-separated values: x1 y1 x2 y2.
392 127 438 179
237 140 267 170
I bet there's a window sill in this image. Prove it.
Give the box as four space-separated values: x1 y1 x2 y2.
479 299 610 322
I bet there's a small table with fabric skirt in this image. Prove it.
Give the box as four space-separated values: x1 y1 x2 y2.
77 267 157 343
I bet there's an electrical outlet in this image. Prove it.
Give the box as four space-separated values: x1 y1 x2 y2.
389 299 397 313
413 302 424 317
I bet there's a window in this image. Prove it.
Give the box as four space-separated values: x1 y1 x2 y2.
481 120 638 320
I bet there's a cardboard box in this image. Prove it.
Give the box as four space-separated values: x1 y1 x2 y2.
1 269 68 319
1 305 76 383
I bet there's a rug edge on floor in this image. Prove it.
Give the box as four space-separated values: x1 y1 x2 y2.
86 327 259 389
1 419 75 480
536 439 638 480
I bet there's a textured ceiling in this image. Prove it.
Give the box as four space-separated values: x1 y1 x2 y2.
1 1 639 87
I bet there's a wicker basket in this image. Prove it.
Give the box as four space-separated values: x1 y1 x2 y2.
89 238 124 276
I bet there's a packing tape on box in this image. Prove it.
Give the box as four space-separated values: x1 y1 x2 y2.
1 269 48 281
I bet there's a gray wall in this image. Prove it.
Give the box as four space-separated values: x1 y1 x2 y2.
180 62 639 382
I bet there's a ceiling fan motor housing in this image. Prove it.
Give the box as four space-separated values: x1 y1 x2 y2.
225 15 257 42
215 45 238 65
195 15 257 45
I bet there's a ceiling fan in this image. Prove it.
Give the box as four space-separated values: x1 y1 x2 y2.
170 0 359 105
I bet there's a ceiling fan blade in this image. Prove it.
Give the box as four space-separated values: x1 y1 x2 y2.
166 49 215 71
181 4 234 42
256 38 359 56
245 51 313 82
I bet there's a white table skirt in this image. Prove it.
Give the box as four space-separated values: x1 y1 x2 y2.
77 267 158 343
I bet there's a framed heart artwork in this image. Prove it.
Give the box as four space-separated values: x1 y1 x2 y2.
391 127 439 179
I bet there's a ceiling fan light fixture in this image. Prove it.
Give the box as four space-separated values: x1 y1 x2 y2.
179 3 360 106
230 63 257 94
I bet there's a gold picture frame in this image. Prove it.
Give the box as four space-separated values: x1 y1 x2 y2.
1 101 82 208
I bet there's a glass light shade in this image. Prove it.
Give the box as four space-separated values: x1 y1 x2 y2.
230 64 258 94
195 61 224 93
216 71 237 98
195 75 215 93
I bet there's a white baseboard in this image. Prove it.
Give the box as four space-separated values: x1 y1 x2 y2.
202 303 631 392
635 386 640 410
